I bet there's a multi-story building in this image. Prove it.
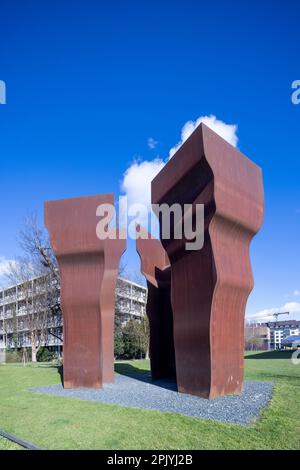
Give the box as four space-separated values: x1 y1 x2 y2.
0 275 147 353
244 323 270 350
264 320 300 350
115 277 147 324
245 320 300 350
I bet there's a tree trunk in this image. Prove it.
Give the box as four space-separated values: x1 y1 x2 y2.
145 343 150 360
31 333 38 362
31 345 37 362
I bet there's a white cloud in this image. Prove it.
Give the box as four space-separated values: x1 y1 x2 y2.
248 302 300 322
0 257 15 277
293 290 300 297
147 137 158 150
120 158 165 230
169 114 238 158
120 115 238 232
121 158 165 210
0 257 18 287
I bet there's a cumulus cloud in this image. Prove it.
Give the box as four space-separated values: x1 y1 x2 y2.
147 137 158 150
120 115 238 233
121 158 165 210
0 257 18 287
248 302 300 322
0 257 15 277
119 158 165 231
169 114 238 158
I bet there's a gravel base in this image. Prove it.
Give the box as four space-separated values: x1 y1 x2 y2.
31 373 273 426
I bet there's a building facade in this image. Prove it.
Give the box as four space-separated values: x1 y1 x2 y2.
244 324 270 350
115 277 147 324
0 276 147 352
264 320 300 350
245 320 300 350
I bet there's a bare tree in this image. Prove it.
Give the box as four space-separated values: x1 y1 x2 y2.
122 270 146 287
244 324 268 351
4 213 61 361
4 213 148 362
19 212 59 281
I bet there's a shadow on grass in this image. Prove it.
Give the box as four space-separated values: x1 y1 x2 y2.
115 362 150 378
57 365 64 386
36 362 177 391
34 363 64 385
254 373 300 383
115 362 177 391
45 362 176 391
245 350 294 360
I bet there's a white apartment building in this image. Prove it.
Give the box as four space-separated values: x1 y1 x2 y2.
264 320 300 350
116 277 147 323
0 275 147 352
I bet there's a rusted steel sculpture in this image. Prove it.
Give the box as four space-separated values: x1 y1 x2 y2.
136 226 176 380
45 194 126 389
152 123 264 398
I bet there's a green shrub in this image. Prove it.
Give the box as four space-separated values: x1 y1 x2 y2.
5 348 24 363
37 347 56 362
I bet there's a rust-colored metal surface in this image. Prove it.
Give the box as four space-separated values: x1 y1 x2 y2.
152 123 264 398
136 226 176 380
45 194 126 389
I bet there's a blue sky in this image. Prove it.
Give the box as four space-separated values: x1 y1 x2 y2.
0 0 299 320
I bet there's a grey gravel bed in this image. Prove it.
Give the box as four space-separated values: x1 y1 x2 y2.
30 373 273 426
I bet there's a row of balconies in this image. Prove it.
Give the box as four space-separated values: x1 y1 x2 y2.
116 291 146 304
117 306 144 316
0 321 63 335
0 292 32 306
2 327 63 347
116 285 146 300
1 305 144 334
1 302 145 321
4 338 63 348
1 293 147 311
0 282 56 308
117 298 145 311
1 302 86 315
270 329 299 338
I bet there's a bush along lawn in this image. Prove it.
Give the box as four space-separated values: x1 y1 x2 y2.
0 351 299 450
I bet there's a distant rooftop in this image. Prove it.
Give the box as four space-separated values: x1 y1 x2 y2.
263 320 300 328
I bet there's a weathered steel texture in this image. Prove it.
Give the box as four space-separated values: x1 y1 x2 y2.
152 123 264 398
136 226 176 380
45 194 126 389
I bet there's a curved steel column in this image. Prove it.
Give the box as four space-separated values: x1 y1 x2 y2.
136 226 176 381
152 123 264 398
45 194 126 388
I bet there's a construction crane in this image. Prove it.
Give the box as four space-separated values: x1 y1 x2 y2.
273 311 289 323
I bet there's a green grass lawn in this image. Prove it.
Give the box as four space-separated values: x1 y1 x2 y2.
0 351 299 450
0 436 22 450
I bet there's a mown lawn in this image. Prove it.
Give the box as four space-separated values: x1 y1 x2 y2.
0 351 299 450
0 436 22 450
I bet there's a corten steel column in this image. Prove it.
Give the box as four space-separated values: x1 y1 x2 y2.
136 226 176 381
152 123 264 398
45 194 126 389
